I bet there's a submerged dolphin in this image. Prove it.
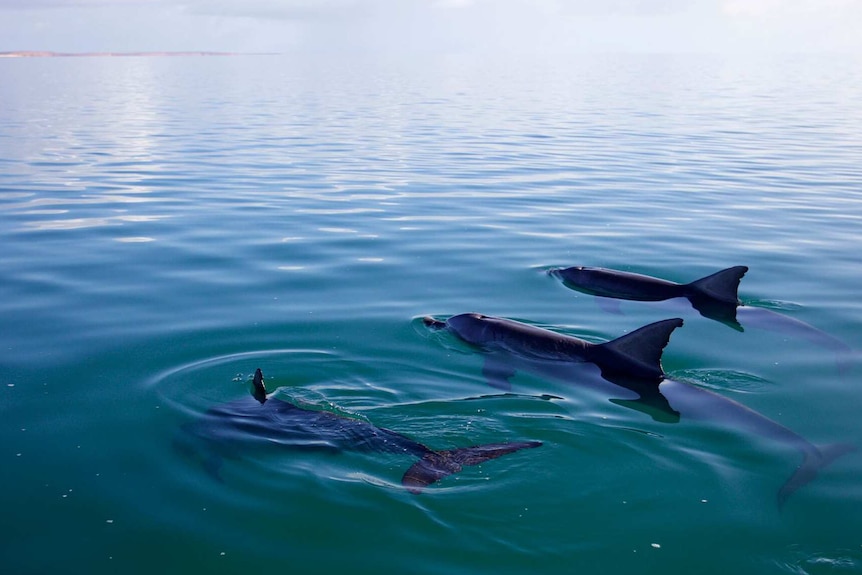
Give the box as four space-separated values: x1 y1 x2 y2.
549 265 853 369
177 368 541 492
423 313 853 507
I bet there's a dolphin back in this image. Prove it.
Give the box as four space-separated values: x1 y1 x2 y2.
550 266 684 301
592 318 684 380
685 266 748 305
401 441 542 493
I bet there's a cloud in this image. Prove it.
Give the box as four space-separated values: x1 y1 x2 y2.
0 0 158 8
179 0 369 21
1 0 860 54
722 0 859 17
719 0 862 52
0 0 696 17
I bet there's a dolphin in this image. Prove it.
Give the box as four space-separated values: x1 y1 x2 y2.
549 265 853 369
423 313 683 384
423 313 853 507
549 265 748 328
177 368 541 493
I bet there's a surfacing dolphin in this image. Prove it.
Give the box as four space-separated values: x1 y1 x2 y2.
177 368 541 492
549 265 853 370
424 313 681 382
424 313 684 420
423 313 853 508
549 265 748 328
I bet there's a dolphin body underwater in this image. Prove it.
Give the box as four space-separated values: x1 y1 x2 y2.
549 265 853 369
178 368 541 492
423 313 853 507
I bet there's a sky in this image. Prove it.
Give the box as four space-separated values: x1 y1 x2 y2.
1 0 861 55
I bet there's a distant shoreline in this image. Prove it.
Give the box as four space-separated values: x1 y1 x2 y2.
0 51 280 58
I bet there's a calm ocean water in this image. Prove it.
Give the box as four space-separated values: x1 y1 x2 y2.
1 53 861 574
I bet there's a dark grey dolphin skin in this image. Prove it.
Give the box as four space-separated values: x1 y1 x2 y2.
178 368 541 493
423 313 853 507
424 313 683 382
549 265 854 369
423 313 684 419
549 265 748 328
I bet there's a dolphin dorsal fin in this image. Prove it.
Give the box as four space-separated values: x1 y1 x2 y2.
594 318 684 380
252 368 268 404
686 266 748 305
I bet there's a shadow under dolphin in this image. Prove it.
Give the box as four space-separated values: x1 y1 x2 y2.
549 265 853 370
176 368 541 493
423 313 854 508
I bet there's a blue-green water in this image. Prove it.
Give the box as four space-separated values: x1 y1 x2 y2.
2 54 861 574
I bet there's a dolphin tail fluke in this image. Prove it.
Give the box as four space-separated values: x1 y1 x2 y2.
686 266 748 305
401 441 542 493
594 318 684 380
777 443 856 509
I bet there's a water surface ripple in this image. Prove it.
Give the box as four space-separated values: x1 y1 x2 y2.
1 54 861 575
